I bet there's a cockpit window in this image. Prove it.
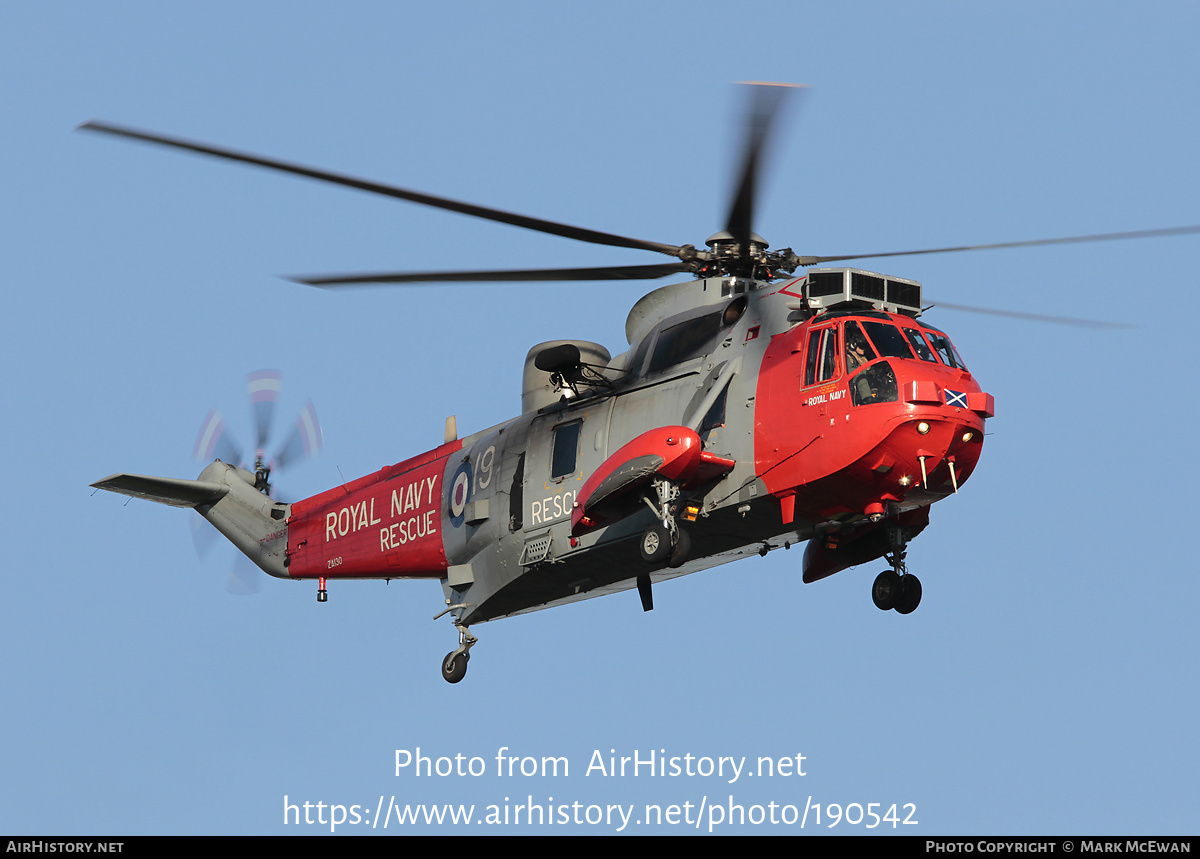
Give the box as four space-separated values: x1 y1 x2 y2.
861 321 915 360
803 326 839 386
922 325 967 370
850 360 898 406
902 327 938 363
844 321 876 374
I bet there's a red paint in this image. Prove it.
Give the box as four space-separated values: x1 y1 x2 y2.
571 426 714 536
802 508 930 582
286 440 462 580
754 313 990 524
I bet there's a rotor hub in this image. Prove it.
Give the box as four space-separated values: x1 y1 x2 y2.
705 230 768 253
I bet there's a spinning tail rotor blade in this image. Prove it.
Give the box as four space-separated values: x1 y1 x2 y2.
227 556 261 596
244 370 324 481
188 371 323 593
191 408 242 577
190 518 259 595
273 401 324 471
190 511 220 560
248 369 282 458
193 408 242 466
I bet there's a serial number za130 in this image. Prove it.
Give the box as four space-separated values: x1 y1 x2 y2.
809 801 917 828
326 556 343 570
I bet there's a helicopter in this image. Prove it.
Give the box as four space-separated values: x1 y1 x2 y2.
85 84 1200 683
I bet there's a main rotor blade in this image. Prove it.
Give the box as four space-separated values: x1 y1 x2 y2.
798 225 1200 266
290 261 694 287
79 121 685 258
725 83 802 254
927 301 1133 330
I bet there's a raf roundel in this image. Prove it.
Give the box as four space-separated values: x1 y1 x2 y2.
448 461 472 527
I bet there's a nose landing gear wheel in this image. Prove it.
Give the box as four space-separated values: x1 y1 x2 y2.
874 522 923 614
872 570 923 613
441 651 469 684
893 574 922 614
872 570 902 610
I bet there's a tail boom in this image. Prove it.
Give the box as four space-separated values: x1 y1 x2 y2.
92 461 292 579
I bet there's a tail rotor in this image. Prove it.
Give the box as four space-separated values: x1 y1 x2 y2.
190 369 324 593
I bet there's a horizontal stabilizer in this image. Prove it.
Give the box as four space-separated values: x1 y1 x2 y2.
91 473 229 508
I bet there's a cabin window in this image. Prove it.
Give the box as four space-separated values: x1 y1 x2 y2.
550 421 582 479
509 452 525 531
647 312 723 373
803 326 840 386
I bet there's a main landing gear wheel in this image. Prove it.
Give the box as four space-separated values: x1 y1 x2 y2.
441 651 469 684
667 527 691 569
640 477 689 566
639 522 673 563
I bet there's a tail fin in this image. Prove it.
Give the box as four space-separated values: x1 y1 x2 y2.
92 461 291 579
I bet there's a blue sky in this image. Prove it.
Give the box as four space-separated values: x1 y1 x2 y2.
3 1 1198 835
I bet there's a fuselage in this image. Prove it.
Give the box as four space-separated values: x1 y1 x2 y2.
281 272 993 624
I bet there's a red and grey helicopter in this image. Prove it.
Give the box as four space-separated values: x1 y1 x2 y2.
85 85 1199 683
